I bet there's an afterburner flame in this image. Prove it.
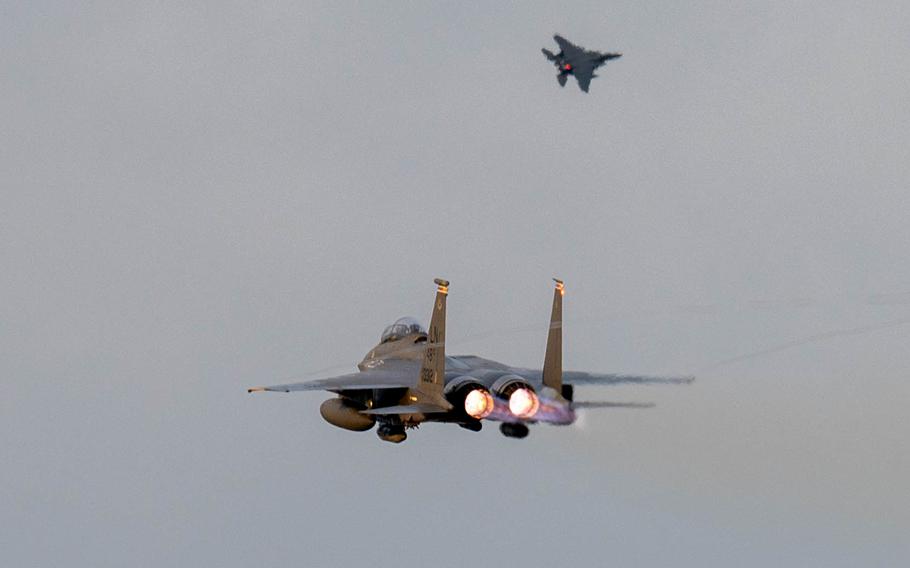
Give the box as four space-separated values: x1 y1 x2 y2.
509 388 540 418
464 388 494 419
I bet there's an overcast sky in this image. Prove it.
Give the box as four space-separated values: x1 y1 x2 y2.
3 2 910 566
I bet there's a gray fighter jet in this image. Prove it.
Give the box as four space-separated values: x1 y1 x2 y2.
249 278 692 443
542 34 622 92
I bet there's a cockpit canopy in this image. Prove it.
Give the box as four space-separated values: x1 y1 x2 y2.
380 317 426 343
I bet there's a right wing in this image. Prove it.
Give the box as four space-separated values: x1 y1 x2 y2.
572 64 595 93
563 371 694 386
248 369 414 393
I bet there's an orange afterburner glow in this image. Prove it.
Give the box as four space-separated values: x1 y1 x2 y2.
464 389 494 419
508 388 540 418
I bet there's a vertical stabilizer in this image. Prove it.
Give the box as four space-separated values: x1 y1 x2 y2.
542 278 564 391
414 278 453 409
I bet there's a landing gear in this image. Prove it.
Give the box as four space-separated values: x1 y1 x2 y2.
377 422 407 443
500 422 529 439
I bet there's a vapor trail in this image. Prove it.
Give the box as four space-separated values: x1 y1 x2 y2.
704 315 910 370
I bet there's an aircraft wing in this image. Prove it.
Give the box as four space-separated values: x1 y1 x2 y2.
554 34 584 59
563 371 694 386
248 369 414 393
571 63 596 93
541 47 558 62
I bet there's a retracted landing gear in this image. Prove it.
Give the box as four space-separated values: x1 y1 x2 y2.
499 422 529 439
377 422 407 443
459 420 483 432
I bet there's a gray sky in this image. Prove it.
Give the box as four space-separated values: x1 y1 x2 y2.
3 2 910 566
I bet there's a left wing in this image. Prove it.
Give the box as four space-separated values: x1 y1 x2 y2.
572 63 595 93
248 368 415 393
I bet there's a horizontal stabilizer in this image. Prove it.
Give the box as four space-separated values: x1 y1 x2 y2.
361 403 451 415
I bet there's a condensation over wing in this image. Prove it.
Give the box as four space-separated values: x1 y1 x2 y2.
573 401 656 409
506 368 693 386
562 371 694 386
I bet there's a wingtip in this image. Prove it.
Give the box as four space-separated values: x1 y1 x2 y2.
248 387 266 393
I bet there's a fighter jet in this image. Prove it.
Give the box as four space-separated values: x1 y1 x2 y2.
542 34 622 92
249 278 692 443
